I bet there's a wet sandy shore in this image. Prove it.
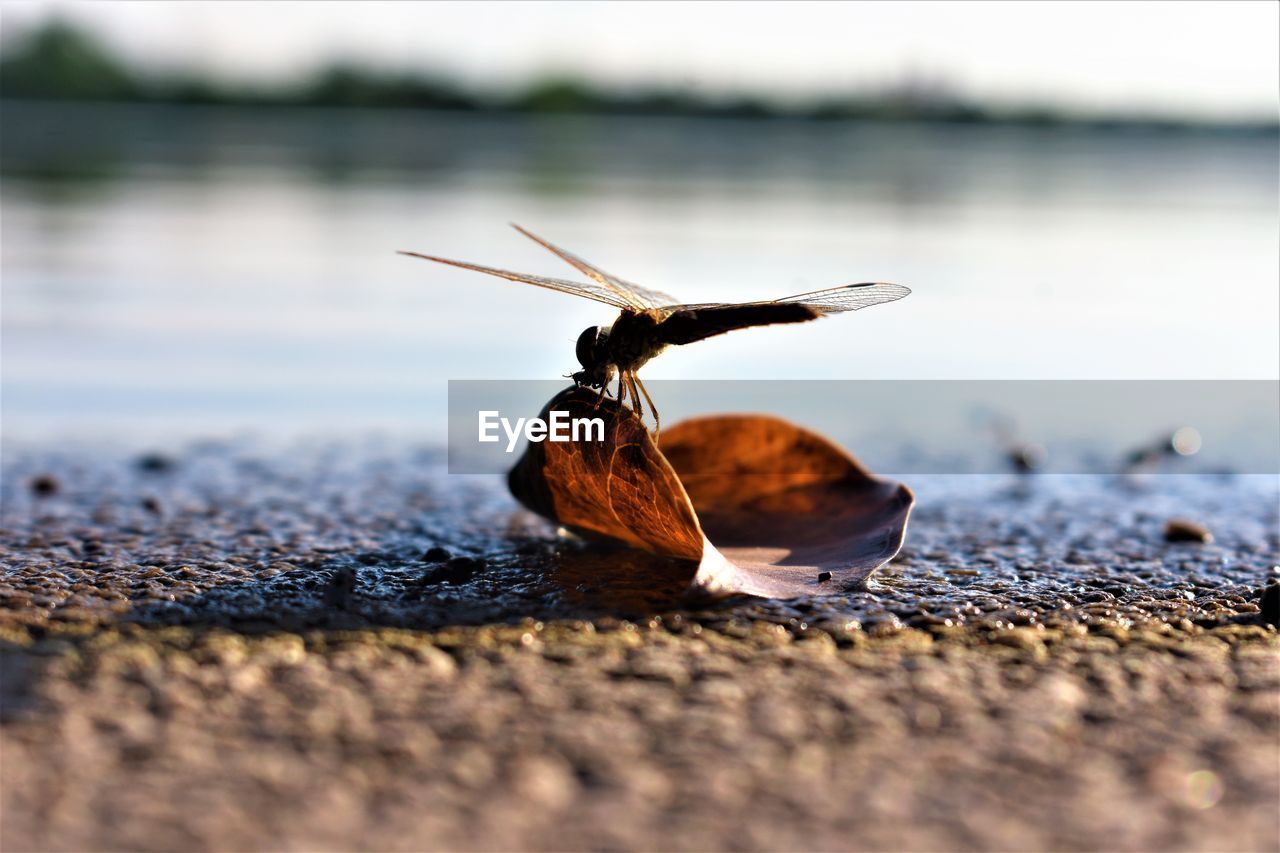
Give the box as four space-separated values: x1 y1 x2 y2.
2 441 1277 851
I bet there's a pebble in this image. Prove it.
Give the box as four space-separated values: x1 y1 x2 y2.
135 453 176 473
508 754 579 811
1260 583 1280 628
322 566 357 608
1164 519 1212 544
424 557 487 585
29 475 60 497
1008 444 1046 473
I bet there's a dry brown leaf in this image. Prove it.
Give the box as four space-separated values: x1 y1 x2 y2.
508 387 914 598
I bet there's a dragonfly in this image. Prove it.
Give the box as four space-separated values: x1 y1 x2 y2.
400 225 910 434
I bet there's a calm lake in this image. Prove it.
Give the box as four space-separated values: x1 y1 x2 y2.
3 102 1277 456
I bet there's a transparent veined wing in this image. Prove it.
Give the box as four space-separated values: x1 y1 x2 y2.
773 282 911 314
397 251 632 309
662 282 911 317
510 224 681 310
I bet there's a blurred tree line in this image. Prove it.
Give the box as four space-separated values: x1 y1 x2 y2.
2 18 1274 132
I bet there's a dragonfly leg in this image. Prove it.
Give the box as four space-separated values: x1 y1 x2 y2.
591 382 609 409
613 372 627 413
592 372 618 411
625 373 645 424
633 374 660 439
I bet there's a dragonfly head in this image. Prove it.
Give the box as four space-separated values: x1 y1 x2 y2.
572 325 614 389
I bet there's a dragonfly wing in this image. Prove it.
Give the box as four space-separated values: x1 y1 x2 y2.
510 224 681 310
398 251 631 309
773 282 911 314
660 282 911 317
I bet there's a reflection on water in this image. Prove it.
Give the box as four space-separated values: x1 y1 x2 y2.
3 102 1277 443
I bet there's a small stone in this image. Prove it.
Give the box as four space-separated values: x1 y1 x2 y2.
423 556 486 585
994 627 1046 654
1260 584 1280 628
817 571 832 582
140 496 162 514
421 546 452 563
507 754 579 810
135 453 176 473
1008 443 1046 473
29 475 59 497
1164 519 1212 544
323 566 357 608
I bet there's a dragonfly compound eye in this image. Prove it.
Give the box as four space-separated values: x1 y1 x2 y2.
575 326 603 368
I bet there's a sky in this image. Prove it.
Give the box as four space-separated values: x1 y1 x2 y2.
2 0 1278 120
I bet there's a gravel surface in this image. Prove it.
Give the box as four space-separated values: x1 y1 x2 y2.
1 441 1277 852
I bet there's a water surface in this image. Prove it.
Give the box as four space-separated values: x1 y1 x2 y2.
3 102 1277 443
